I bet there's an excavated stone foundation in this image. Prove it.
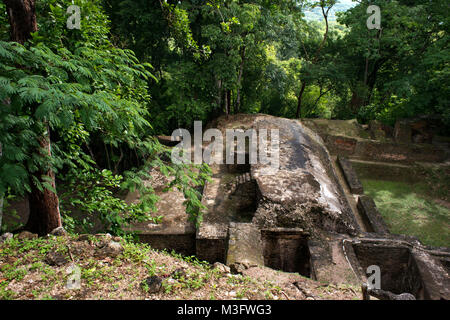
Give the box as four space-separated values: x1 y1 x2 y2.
352 244 424 298
127 114 449 300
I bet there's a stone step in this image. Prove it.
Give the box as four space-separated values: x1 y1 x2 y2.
230 172 254 194
337 156 364 194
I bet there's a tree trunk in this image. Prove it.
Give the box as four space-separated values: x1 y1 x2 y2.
350 90 365 112
4 0 37 45
296 82 307 119
25 125 61 236
4 0 61 235
0 143 3 233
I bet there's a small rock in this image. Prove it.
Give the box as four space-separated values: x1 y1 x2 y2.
97 233 112 241
45 251 69 266
142 276 163 294
171 268 187 279
225 291 237 298
0 232 13 243
213 262 231 274
70 241 94 257
95 234 115 248
230 262 248 275
306 297 315 300
394 293 416 300
17 231 38 240
50 227 67 237
77 234 91 242
96 241 123 258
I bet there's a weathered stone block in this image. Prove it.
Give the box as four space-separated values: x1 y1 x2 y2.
325 135 357 156
394 120 412 144
369 120 387 140
357 195 389 235
338 156 364 194
226 223 264 268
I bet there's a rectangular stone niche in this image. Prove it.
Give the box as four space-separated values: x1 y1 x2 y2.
261 229 311 277
138 233 196 256
352 244 425 299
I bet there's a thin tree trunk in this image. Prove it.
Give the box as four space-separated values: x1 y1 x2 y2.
312 84 331 110
224 89 229 115
113 147 124 175
350 90 365 112
227 90 231 115
235 46 246 114
0 195 3 233
216 79 222 112
364 57 369 87
104 142 111 170
0 143 3 233
5 0 61 235
296 82 307 119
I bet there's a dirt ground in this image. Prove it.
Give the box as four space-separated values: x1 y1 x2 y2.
0 233 362 300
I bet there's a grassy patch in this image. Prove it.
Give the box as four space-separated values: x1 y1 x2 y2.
361 179 450 247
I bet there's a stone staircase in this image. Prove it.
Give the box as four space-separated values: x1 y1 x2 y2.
229 172 253 195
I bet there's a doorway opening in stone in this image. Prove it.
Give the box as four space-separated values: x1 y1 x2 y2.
224 151 258 223
352 244 425 299
229 176 257 223
261 229 311 277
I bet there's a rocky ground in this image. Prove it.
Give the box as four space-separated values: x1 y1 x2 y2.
0 230 361 300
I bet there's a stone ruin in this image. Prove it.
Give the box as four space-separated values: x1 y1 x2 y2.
128 114 450 300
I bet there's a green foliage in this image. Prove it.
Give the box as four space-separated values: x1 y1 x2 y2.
0 0 211 235
336 0 450 127
106 0 347 127
0 40 151 194
33 0 111 49
61 168 158 236
0 2 8 41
